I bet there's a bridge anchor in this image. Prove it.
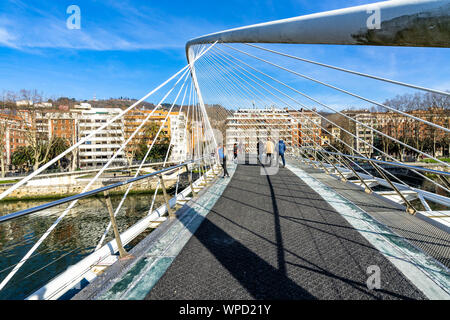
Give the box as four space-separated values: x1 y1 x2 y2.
369 161 416 215
159 174 175 219
185 164 196 197
103 190 134 260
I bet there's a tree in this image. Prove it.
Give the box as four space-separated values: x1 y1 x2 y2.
135 137 171 161
11 146 33 169
134 122 171 162
12 89 58 171
125 120 158 165
49 137 70 169
383 91 449 160
0 119 6 177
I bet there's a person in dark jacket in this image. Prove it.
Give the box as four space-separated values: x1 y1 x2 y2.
233 143 238 162
218 144 230 178
278 139 286 168
256 139 261 163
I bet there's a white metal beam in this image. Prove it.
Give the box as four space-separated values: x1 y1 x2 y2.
186 0 450 49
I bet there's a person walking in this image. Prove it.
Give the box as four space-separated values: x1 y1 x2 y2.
218 144 230 178
256 139 261 163
278 139 286 168
265 138 275 166
233 143 238 163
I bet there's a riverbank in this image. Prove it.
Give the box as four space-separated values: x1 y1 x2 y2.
0 167 189 202
0 177 180 202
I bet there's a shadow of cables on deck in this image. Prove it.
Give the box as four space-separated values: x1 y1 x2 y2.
178 213 317 299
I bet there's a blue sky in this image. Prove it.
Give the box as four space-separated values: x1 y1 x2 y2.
0 0 448 110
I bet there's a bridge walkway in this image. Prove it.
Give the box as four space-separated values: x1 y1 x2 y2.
144 164 428 300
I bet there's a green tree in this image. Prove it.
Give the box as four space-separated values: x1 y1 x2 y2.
11 146 33 169
133 122 171 162
49 137 70 169
135 136 171 161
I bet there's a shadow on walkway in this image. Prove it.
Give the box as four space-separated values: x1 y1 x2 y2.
145 164 425 300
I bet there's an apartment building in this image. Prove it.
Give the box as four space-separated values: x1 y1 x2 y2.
330 125 341 142
76 105 126 168
374 107 449 158
343 110 375 157
33 110 79 145
0 113 29 167
374 107 449 140
123 109 188 163
289 108 322 148
226 107 298 155
169 112 188 162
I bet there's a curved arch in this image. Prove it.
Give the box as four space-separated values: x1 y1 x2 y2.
186 0 449 62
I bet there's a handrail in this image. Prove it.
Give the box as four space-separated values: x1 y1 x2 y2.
0 157 208 224
302 149 450 177
290 154 450 208
0 159 177 182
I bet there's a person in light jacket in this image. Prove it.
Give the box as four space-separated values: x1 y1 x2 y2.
265 138 275 166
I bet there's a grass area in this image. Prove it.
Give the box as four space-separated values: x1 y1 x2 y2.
76 174 96 179
0 180 19 185
420 157 450 163
190 168 211 174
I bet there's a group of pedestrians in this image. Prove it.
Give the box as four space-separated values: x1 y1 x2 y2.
257 138 286 167
216 138 286 178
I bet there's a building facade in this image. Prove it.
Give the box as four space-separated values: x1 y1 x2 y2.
76 106 126 168
225 107 319 155
289 108 322 149
169 112 188 162
123 109 189 163
0 113 29 167
342 110 376 157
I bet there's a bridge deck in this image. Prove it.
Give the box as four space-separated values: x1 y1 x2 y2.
144 164 426 300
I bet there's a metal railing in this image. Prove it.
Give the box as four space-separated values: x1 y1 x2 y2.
0 157 207 224
0 155 220 299
297 148 450 211
303 149 450 177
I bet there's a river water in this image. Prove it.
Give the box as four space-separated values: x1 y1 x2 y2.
0 193 165 300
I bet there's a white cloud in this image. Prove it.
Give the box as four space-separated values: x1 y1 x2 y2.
0 27 17 48
0 1 228 51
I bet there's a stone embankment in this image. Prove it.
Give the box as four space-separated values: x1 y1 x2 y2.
0 168 184 201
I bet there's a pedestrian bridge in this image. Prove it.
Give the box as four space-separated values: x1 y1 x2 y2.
0 0 449 300
73 161 449 300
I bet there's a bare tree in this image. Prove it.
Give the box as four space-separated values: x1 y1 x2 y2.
0 91 17 177
0 119 6 178
423 93 450 157
13 89 57 171
383 91 449 159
